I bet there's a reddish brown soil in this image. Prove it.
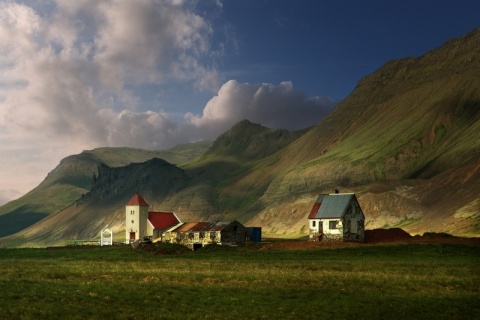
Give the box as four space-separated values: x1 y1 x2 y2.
257 228 480 250
365 228 412 243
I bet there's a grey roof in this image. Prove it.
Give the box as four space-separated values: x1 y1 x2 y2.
312 193 354 219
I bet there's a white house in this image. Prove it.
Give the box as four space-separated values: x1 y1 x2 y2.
308 193 365 242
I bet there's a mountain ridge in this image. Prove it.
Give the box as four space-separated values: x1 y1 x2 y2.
1 28 480 246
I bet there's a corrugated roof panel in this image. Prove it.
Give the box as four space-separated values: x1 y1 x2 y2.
316 194 353 219
190 222 215 232
172 222 199 232
169 221 232 232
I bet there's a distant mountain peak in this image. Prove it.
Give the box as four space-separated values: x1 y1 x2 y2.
206 119 304 161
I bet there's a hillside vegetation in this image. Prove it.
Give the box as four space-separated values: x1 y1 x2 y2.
1 29 479 247
0 141 211 238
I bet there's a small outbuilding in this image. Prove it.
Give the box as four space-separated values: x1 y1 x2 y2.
308 193 365 242
162 220 247 250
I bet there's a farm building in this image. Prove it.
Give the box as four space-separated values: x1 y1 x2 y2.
162 220 247 250
125 193 181 243
125 193 247 249
308 193 365 242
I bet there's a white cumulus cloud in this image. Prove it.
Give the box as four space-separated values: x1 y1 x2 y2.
0 0 334 204
185 80 333 137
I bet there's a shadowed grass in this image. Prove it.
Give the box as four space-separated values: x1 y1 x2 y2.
0 243 478 319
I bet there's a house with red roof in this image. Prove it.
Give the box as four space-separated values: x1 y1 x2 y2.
125 193 246 249
308 193 365 242
125 193 181 243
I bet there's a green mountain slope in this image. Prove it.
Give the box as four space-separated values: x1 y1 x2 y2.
0 121 304 247
0 141 212 237
2 158 189 247
247 28 480 235
1 28 480 247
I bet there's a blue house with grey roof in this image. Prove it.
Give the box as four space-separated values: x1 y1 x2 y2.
308 193 365 242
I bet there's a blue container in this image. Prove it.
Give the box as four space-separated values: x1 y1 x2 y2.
247 227 262 242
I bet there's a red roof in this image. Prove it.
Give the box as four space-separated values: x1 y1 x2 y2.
127 193 149 206
148 211 180 230
308 202 321 219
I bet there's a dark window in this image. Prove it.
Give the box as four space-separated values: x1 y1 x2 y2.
233 225 238 231
312 221 316 227
199 232 205 238
329 221 337 229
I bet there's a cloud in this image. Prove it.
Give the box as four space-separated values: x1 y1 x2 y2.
185 80 334 136
0 188 23 206
0 1 333 203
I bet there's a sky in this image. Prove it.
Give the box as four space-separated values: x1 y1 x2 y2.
0 0 479 205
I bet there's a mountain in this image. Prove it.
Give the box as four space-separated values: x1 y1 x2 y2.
1 28 479 247
1 158 189 247
0 121 304 247
247 28 480 235
0 141 212 238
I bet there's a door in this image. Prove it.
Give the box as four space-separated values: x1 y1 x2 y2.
129 232 136 242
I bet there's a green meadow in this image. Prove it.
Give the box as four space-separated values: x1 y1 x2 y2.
0 243 478 320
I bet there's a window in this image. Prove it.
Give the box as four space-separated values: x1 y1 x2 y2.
312 221 316 227
131 220 134 224
329 221 337 229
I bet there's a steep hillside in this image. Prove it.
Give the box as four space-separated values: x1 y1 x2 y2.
178 120 306 220
1 158 189 247
247 28 480 236
0 141 211 237
0 121 304 246
204 119 306 161
2 29 480 247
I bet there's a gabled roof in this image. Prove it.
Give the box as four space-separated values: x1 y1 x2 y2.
148 211 180 230
127 193 149 206
309 193 356 219
169 221 236 233
308 194 327 219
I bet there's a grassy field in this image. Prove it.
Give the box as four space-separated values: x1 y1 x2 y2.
0 243 478 319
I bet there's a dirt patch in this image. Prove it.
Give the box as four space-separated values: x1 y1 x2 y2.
256 228 480 250
365 228 412 243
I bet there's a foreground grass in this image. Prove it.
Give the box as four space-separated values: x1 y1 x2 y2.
0 243 478 320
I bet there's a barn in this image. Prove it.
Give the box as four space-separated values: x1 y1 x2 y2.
308 193 365 242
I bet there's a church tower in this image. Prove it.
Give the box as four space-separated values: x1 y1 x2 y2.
125 193 149 243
